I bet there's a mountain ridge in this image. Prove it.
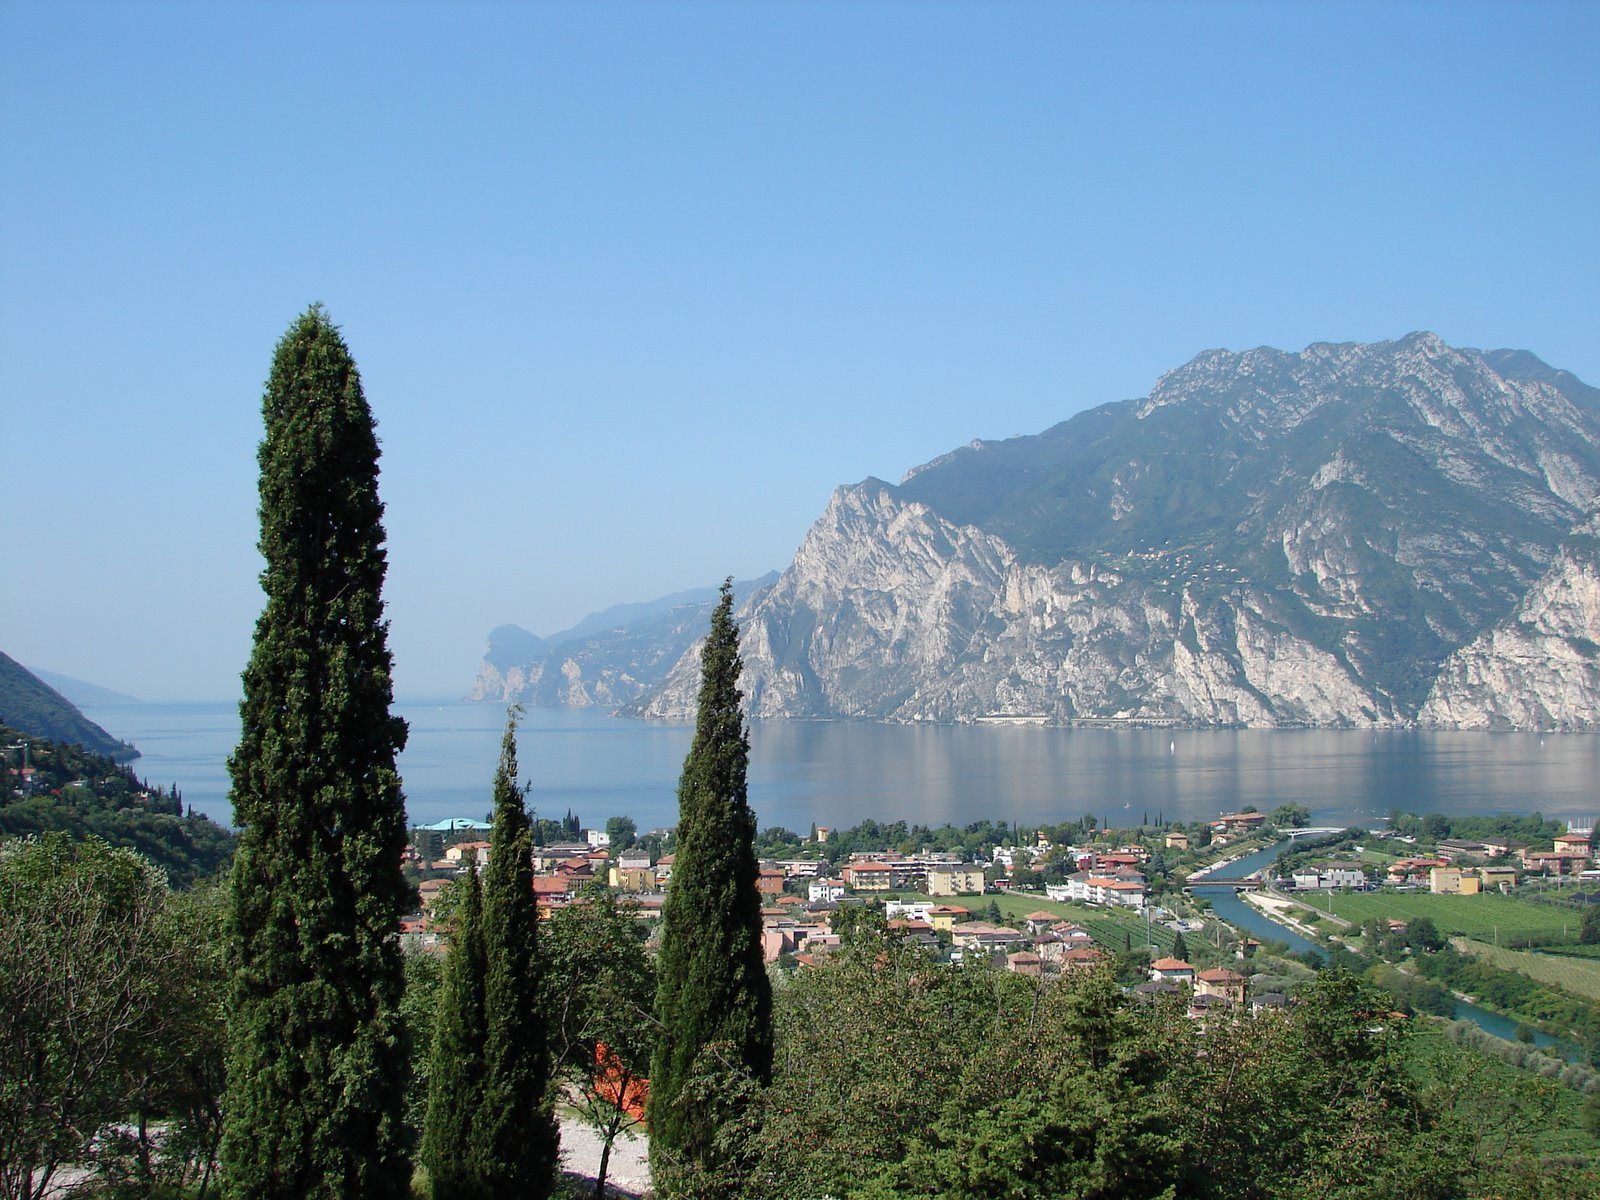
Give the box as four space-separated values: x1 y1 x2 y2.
477 334 1600 730
623 334 1600 729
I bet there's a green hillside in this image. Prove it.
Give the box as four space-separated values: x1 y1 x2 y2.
0 718 232 886
0 651 135 760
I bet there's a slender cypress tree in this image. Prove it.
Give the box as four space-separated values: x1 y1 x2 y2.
422 865 487 1197
473 711 559 1198
223 306 412 1199
1171 930 1190 962
648 580 772 1187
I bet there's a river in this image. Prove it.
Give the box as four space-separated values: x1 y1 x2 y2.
1193 841 1581 1059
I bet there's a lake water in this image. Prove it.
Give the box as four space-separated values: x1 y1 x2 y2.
87 700 1600 836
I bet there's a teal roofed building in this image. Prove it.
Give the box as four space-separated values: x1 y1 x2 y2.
410 817 494 861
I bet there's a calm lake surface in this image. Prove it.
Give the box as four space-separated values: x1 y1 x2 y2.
87 700 1600 836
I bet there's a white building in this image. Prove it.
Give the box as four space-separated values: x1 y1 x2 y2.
809 878 848 903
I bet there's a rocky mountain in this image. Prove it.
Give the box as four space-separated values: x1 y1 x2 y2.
627 333 1600 728
469 574 779 706
1420 509 1600 729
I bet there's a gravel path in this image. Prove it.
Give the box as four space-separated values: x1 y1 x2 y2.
559 1114 651 1198
41 1117 653 1199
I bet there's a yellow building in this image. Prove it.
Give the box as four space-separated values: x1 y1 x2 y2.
929 905 971 931
1430 866 1481 895
927 865 986 896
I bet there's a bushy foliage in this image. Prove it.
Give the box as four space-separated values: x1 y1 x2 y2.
1389 809 1568 846
0 835 226 1199
817 817 1017 862
703 954 1587 1200
542 885 655 1200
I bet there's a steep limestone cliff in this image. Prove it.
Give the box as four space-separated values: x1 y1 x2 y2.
1420 512 1600 730
634 484 1396 726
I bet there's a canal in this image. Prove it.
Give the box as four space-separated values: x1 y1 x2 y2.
1192 839 1581 1060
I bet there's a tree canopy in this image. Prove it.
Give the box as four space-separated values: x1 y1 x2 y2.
648 580 772 1193
222 306 412 1199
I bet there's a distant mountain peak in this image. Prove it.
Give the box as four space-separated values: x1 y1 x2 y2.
471 574 780 705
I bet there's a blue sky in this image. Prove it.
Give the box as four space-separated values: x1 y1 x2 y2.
3 0 1596 701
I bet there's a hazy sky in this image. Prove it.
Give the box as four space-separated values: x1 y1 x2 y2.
3 1 1596 701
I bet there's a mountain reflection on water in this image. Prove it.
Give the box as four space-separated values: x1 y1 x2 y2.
89 701 1598 836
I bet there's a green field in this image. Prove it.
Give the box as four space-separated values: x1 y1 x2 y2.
1545 944 1600 962
1456 938 1600 1002
989 893 1180 955
1319 892 1581 941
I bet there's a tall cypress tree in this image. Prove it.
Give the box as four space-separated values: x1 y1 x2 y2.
223 306 412 1199
648 580 772 1188
473 711 559 1198
422 865 487 1197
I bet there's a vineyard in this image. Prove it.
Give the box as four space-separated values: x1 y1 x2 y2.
1320 892 1581 942
1455 938 1600 1003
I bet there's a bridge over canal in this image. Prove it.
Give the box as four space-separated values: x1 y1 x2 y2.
1183 828 1347 891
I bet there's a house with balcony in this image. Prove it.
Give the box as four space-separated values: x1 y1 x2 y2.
927 865 985 896
950 922 1027 952
809 878 848 903
610 865 657 893
1215 812 1267 834
1429 866 1480 895
842 861 894 892
928 905 971 932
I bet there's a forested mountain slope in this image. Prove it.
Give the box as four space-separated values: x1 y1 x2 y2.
0 650 136 759
0 718 233 886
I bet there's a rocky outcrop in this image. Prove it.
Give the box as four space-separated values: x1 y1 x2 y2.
470 576 779 708
468 602 725 708
1420 512 1600 729
632 485 1397 725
